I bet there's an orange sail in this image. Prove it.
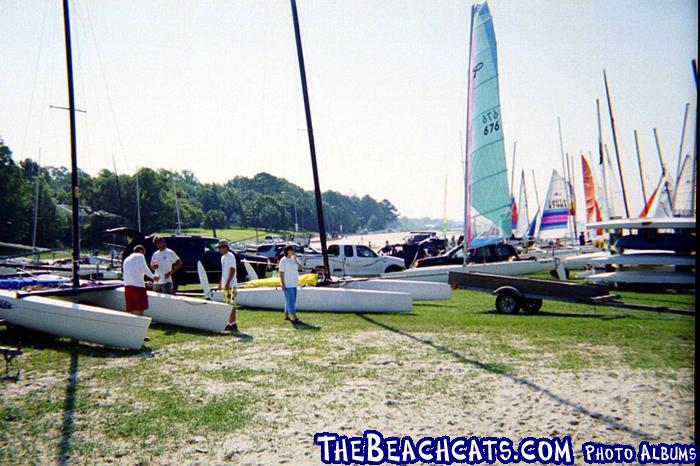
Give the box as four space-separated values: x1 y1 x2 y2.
581 155 602 232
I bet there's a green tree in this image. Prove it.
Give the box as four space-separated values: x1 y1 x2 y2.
203 209 227 236
0 138 31 243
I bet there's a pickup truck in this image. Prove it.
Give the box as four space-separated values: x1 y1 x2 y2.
300 244 405 277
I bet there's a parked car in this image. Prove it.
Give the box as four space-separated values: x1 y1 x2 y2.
106 228 268 289
378 237 448 268
300 243 405 277
405 231 437 245
415 240 520 268
255 242 321 264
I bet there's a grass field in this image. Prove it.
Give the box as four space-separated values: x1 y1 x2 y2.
0 288 695 464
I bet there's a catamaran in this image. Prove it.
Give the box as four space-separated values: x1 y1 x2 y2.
384 1 552 284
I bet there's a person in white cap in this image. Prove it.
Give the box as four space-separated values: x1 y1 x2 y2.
217 239 238 332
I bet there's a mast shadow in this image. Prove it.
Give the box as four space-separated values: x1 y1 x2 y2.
57 348 79 465
357 314 652 439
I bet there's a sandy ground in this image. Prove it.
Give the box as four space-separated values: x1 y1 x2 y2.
2 328 693 465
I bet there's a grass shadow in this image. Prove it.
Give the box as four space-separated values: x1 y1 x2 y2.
358 314 653 439
231 331 254 341
292 320 321 331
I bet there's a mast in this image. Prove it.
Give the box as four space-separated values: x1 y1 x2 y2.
633 130 647 207
531 170 540 211
509 141 516 197
463 4 476 263
521 170 529 224
31 148 42 259
674 103 689 191
566 153 578 239
556 116 573 240
653 128 674 212
603 69 630 218
172 177 182 234
62 0 80 289
290 0 330 279
596 99 611 218
135 168 142 231
111 154 123 215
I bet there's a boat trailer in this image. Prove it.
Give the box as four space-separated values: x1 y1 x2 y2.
448 271 694 317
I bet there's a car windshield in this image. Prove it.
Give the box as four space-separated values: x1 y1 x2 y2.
206 240 219 253
356 245 377 258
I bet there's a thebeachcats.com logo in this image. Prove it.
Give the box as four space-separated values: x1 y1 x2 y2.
314 430 698 465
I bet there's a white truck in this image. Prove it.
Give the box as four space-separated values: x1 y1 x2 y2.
300 244 405 277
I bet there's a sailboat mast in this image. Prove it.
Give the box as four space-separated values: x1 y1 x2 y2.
463 4 476 263
111 154 123 215
135 168 142 231
556 117 573 240
633 130 647 207
565 153 578 239
531 170 540 211
596 99 610 218
290 0 330 279
653 128 674 212
31 148 42 259
172 178 182 234
509 141 516 197
674 103 689 191
521 170 529 224
603 69 630 218
62 0 80 289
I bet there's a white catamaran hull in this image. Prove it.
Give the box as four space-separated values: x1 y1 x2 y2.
563 252 610 270
75 287 231 333
588 253 695 267
335 279 452 301
210 287 412 313
0 289 150 350
380 260 553 283
585 270 695 286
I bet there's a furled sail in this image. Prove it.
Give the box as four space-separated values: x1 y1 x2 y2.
537 170 570 239
515 170 530 236
465 1 512 247
672 154 696 217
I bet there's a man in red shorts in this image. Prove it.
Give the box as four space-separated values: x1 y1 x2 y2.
122 245 157 316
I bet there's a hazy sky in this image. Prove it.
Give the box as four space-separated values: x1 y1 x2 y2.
1 0 697 221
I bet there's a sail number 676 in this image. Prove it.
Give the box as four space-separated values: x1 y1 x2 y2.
482 111 500 135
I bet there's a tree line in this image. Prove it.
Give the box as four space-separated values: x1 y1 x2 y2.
0 137 399 248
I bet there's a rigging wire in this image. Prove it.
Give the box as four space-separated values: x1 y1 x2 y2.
19 0 50 161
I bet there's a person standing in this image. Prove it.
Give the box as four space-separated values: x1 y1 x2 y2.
150 236 182 294
123 245 157 316
217 240 238 332
279 244 300 323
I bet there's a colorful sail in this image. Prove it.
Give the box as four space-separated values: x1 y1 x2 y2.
526 211 538 238
639 175 666 217
465 1 512 247
581 155 602 230
538 170 569 239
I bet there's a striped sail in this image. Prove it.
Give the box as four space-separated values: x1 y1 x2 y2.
538 170 569 239
465 1 512 246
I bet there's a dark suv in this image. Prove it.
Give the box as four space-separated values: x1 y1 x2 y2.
416 242 520 268
106 228 268 289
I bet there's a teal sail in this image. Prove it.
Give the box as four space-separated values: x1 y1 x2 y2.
465 2 511 242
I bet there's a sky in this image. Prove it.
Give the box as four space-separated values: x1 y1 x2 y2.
0 0 697 222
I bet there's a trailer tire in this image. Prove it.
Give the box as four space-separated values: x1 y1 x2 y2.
495 291 521 314
522 298 543 313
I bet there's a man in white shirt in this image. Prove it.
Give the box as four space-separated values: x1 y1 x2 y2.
123 245 157 316
279 244 300 323
217 240 238 332
150 236 182 294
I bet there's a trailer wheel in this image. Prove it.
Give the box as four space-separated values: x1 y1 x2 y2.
522 298 543 313
495 291 521 314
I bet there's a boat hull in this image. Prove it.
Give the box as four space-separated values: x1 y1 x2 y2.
335 279 452 301
76 288 231 333
0 289 150 350
380 260 553 283
589 253 695 267
585 271 695 286
213 287 412 313
563 252 610 270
